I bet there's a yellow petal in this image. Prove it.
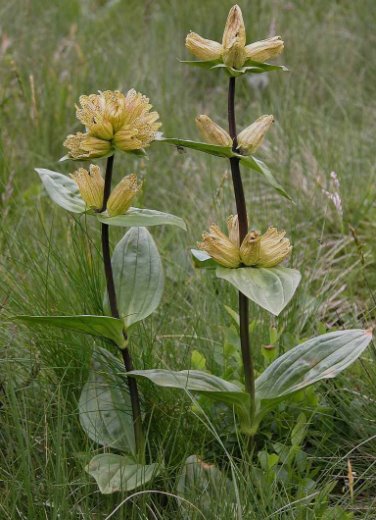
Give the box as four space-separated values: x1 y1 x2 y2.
239 230 261 266
70 164 104 210
222 5 247 68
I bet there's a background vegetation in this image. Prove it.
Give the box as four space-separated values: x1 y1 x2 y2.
0 0 375 517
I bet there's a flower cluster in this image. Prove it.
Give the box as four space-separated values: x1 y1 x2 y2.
186 5 284 69
71 165 142 216
64 89 161 159
196 114 274 155
198 215 292 268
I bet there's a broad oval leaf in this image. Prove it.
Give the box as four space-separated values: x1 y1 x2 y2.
128 368 248 409
97 207 186 230
79 347 136 453
255 329 373 403
35 168 85 213
86 454 160 494
216 266 301 316
104 227 164 328
13 314 125 347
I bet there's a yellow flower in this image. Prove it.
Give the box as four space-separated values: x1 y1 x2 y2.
185 4 284 70
70 164 104 211
64 132 112 160
185 32 223 61
237 115 274 155
239 230 261 265
245 36 284 63
64 89 161 159
222 5 247 69
255 227 292 268
199 216 292 268
107 174 142 217
195 115 233 147
198 225 241 268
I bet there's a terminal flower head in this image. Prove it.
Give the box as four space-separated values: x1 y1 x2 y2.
70 164 104 211
185 4 284 69
195 115 233 147
198 216 292 268
64 89 161 159
107 174 142 217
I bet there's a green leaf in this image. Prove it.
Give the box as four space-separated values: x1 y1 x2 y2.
156 136 233 158
255 329 373 403
35 168 85 213
97 207 186 230
179 58 222 69
177 455 235 517
104 227 164 328
79 347 136 453
156 137 291 201
237 155 292 201
86 454 160 494
191 248 218 269
128 368 248 410
216 266 301 316
13 314 125 347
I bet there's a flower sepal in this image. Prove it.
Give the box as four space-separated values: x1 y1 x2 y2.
180 58 287 77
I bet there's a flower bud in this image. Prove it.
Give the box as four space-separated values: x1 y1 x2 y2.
257 227 292 267
237 115 274 155
245 36 284 63
195 115 233 147
239 230 261 266
185 32 223 61
64 132 112 159
198 224 241 268
70 164 104 211
222 5 247 68
107 174 142 217
227 214 240 247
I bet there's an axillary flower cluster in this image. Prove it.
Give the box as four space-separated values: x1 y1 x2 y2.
199 215 292 269
64 89 161 159
71 165 142 216
196 114 274 155
186 4 284 69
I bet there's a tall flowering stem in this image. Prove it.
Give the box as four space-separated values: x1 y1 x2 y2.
227 77 256 433
101 155 145 457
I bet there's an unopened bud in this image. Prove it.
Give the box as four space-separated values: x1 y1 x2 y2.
237 115 274 155
70 164 104 210
222 5 247 68
196 115 233 147
245 36 284 63
185 32 223 61
107 174 142 217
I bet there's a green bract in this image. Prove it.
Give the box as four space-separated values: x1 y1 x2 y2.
180 58 288 78
156 137 291 200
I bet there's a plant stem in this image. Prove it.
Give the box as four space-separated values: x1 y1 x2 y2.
227 76 256 430
101 154 145 457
